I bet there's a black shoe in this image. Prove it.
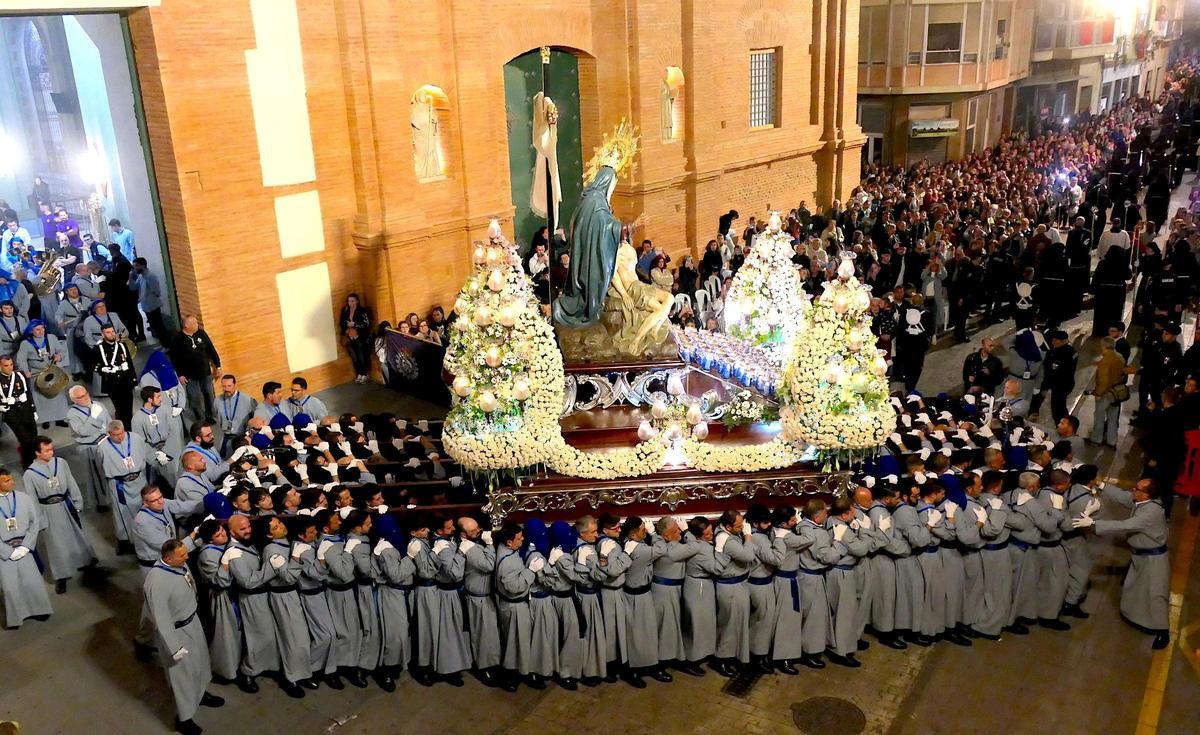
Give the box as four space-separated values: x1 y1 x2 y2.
1004 623 1030 635
756 657 775 674
581 676 602 687
676 661 706 677
80 563 109 587
648 667 673 683
115 540 133 556
959 626 980 639
55 579 67 594
776 660 800 676
236 674 259 694
557 677 578 690
210 674 233 686
133 640 155 662
711 660 738 678
603 671 620 684
944 632 972 647
880 635 908 650
324 673 344 690
622 671 647 689
799 654 826 670
299 677 320 690
857 639 870 651
1017 616 1038 626
280 679 305 699
411 669 434 687
1062 603 1090 619
477 668 498 687
1152 631 1170 650
500 676 519 693
40 422 50 429
444 673 465 687
1039 618 1070 631
525 674 547 690
375 671 395 692
55 420 68 428
903 633 933 647
344 668 369 688
199 692 225 708
30 614 50 621
976 632 1002 641
826 652 862 668
174 717 202 735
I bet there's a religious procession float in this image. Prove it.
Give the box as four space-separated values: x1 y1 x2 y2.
441 122 895 523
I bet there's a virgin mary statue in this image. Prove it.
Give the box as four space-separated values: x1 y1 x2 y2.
552 164 622 327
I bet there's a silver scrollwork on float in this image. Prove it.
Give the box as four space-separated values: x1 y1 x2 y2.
561 368 690 417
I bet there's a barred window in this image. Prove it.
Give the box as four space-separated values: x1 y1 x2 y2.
749 49 778 128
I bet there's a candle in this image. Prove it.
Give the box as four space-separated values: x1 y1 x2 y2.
487 269 505 292
485 346 503 367
474 306 493 326
686 403 703 425
651 400 668 419
667 374 685 396
692 422 709 440
472 246 486 264
452 375 472 397
498 303 517 327
513 378 531 400
478 391 498 412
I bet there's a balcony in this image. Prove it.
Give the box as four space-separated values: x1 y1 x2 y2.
1032 18 1117 60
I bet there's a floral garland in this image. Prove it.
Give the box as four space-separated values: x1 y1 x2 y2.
780 259 895 451
724 212 808 353
681 435 804 472
542 434 669 480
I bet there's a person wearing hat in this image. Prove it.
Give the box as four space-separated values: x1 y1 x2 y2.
1030 330 1077 424
23 436 101 595
94 323 136 428
54 283 92 378
0 300 29 357
14 320 68 428
143 538 225 735
1136 322 1183 422
1 221 31 261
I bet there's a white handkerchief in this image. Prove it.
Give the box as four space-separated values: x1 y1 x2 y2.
943 502 958 520
406 539 422 559
989 496 1003 510
879 517 893 533
374 539 394 556
623 540 640 555
458 538 477 556
714 533 729 553
344 538 362 554
89 402 103 418
860 514 872 529
832 524 847 542
926 509 943 526
576 545 593 565
528 556 545 573
548 547 564 566
1050 493 1065 510
599 538 617 557
432 539 451 555
972 506 987 523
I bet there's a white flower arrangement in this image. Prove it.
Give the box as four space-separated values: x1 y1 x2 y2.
724 213 808 354
681 436 804 472
780 257 895 451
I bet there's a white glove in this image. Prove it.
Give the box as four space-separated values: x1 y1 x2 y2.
832 524 848 542
375 504 389 514
988 496 1003 510
943 502 958 520
528 556 545 573
714 533 729 553
9 546 29 561
773 527 789 539
417 419 429 432
269 555 286 569
405 458 421 469
742 524 754 539
850 518 861 531
87 402 103 418
374 539 394 556
458 538 477 556
220 548 243 565
926 509 943 527
291 542 311 559
154 451 170 466
860 514 872 530
643 518 655 537
599 538 617 557
245 471 260 487
623 539 640 555
879 517 893 533
972 506 988 524
317 539 334 561
1015 491 1033 506
576 545 594 564
338 442 352 455
1050 493 1065 510
316 441 329 452
406 539 422 559
172 647 189 662
481 531 493 546
432 539 451 555
548 547 564 566
1083 497 1102 518
345 538 363 554
1071 515 1096 529
171 407 183 417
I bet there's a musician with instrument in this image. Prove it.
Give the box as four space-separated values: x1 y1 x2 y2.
0 354 37 467
15 320 69 428
0 299 29 356
81 301 128 389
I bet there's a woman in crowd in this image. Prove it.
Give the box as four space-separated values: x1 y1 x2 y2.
339 293 373 384
676 256 700 297
650 255 674 291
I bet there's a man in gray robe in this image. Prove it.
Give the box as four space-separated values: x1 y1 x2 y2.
1035 469 1072 630
559 515 607 683
131 484 201 659
1074 478 1170 648
973 471 1014 638
936 489 969 642
195 521 239 683
319 510 365 688
681 517 720 671
24 436 98 593
1061 465 1102 618
65 386 110 513
851 488 884 648
263 515 313 697
954 472 988 634
797 500 843 668
826 497 871 667
596 513 635 684
15 322 68 424
373 520 414 683
650 517 702 676
622 516 669 684
459 516 502 686
1004 472 1043 632
54 285 91 375
225 514 280 692
744 504 783 674
342 510 385 689
98 420 150 554
182 422 229 485
430 516 472 682
494 522 535 691
215 374 257 454
0 468 52 627
131 386 179 487
866 482 908 649
893 484 932 645
769 505 811 673
174 451 214 504
915 482 953 641
522 522 559 685
144 539 224 735
409 518 440 686
291 514 339 688
713 510 757 676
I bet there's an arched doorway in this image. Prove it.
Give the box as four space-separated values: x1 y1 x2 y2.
503 47 585 254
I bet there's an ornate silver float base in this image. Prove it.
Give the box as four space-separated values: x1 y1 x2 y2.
485 469 851 525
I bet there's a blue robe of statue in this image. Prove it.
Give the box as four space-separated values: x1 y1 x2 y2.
552 166 623 327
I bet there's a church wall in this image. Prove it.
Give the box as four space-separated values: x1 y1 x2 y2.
128 0 861 392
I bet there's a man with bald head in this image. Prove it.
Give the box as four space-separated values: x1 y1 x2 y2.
458 517 505 688
224 514 281 693
852 486 885 646
175 451 214 504
65 385 111 512
97 420 150 555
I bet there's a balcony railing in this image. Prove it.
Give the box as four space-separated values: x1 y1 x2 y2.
1035 18 1116 51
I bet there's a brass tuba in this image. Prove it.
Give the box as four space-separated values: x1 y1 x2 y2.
34 250 63 297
